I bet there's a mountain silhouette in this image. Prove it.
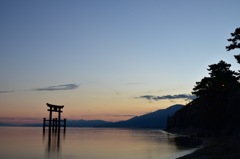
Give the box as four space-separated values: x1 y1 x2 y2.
64 104 184 128
66 119 112 127
2 104 184 128
112 104 184 128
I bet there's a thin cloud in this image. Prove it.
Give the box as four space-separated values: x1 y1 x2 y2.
0 117 41 124
33 84 79 91
0 90 14 93
0 117 40 121
105 114 135 117
126 83 145 85
94 114 135 117
136 94 196 101
79 114 135 118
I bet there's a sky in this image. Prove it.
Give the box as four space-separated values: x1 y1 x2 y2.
0 0 240 124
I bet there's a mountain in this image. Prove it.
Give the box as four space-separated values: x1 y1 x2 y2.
66 119 112 127
0 104 184 129
0 123 15 126
167 91 240 136
61 104 184 128
112 104 184 128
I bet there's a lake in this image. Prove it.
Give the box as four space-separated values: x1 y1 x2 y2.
0 127 195 159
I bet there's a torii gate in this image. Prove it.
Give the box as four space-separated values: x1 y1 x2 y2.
43 103 66 133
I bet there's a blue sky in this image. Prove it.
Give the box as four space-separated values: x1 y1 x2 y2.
0 0 240 123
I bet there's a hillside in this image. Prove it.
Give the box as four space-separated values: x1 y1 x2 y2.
61 104 184 128
67 119 112 127
167 90 240 136
112 104 184 128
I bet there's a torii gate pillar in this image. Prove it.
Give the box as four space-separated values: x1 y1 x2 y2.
43 103 66 134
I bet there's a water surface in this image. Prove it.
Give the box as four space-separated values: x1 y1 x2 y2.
0 127 195 159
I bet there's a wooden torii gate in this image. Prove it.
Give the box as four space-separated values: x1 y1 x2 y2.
43 103 66 133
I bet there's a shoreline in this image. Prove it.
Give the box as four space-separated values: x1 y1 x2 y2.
175 137 210 159
176 136 240 159
166 133 205 159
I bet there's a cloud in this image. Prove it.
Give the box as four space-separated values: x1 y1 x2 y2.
33 84 79 91
0 117 41 124
0 117 39 121
0 90 14 93
91 114 135 117
126 83 144 85
77 114 135 118
136 94 196 101
105 114 135 117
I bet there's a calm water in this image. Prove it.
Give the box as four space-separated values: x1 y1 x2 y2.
0 127 195 159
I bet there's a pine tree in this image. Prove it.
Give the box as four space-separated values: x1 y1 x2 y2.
226 27 240 63
192 60 239 98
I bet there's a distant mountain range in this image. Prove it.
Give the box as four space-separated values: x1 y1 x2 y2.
0 104 184 129
111 104 184 128
66 119 112 127
0 123 15 127
68 104 184 128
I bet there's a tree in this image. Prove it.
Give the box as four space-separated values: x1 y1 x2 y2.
192 60 239 98
226 27 240 63
168 28 240 135
191 60 239 132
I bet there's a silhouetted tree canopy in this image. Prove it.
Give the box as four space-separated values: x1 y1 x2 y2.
226 27 240 63
169 60 240 134
192 60 239 98
167 28 240 136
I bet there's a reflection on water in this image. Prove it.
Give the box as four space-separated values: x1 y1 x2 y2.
0 127 196 159
42 127 66 156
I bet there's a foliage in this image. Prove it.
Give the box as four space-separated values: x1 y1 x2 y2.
192 60 239 98
226 27 240 63
167 27 240 136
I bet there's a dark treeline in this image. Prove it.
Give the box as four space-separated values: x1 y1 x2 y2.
167 27 240 136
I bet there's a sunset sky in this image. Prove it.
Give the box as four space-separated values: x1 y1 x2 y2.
0 0 240 124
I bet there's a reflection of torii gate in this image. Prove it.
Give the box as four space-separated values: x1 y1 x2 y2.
43 103 66 133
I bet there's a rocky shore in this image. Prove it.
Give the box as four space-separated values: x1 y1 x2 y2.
177 136 240 159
